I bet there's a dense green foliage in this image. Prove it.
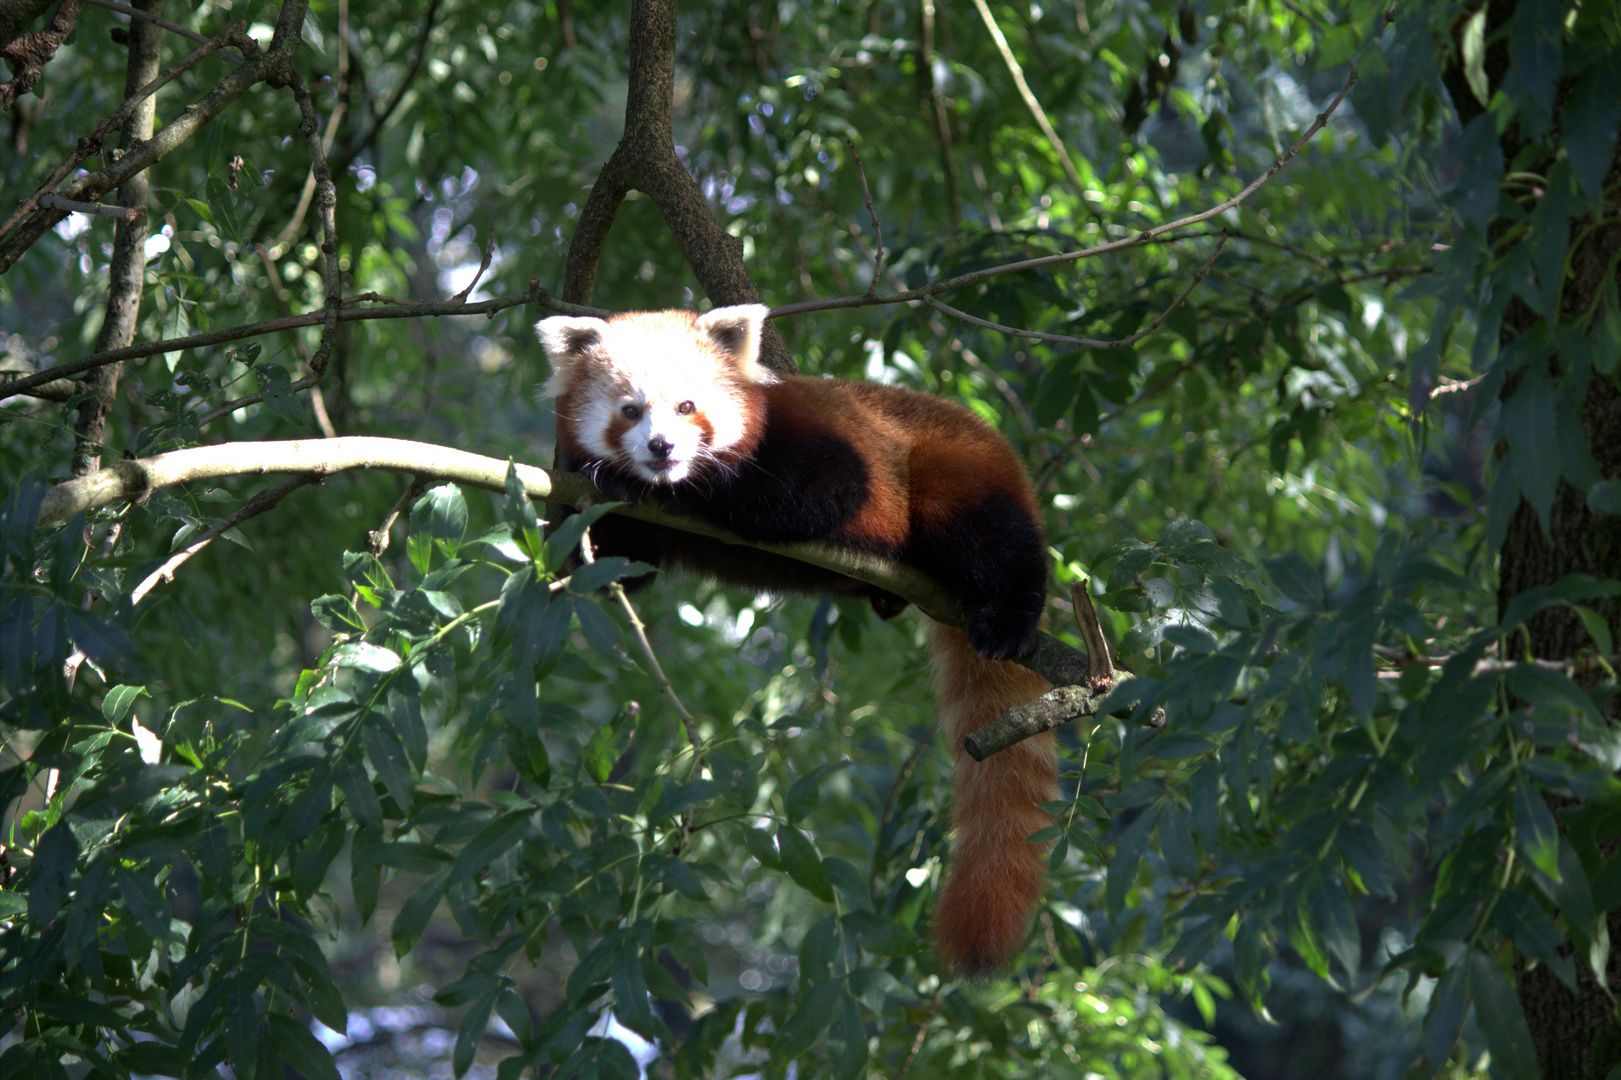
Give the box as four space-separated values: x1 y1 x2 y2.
2 0 1619 1078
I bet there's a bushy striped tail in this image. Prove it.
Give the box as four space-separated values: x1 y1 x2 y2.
929 622 1056 978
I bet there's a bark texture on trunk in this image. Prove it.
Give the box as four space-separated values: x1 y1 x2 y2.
71 0 166 477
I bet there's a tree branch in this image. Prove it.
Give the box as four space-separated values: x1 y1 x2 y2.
923 232 1228 349
0 16 253 249
327 0 442 174
769 65 1357 320
559 0 796 374
918 0 960 225
0 0 287 272
0 0 81 110
81 0 247 65
72 0 163 478
37 194 141 220
0 281 567 401
0 0 57 45
30 437 1097 699
127 474 313 604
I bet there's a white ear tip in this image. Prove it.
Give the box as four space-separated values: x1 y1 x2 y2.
537 315 607 357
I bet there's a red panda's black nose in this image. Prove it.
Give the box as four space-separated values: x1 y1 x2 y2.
647 435 673 459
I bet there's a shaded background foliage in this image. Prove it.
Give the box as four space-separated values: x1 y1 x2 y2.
1 0 1619 1078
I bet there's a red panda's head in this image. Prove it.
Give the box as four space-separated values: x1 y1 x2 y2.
536 305 774 485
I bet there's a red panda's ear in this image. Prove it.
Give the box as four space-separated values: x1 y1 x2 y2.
695 304 772 383
535 315 608 362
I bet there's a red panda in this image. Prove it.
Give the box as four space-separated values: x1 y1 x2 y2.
537 304 1056 977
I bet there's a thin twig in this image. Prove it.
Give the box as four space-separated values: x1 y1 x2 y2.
769 67 1358 320
579 526 702 754
0 281 555 402
894 1016 932 1080
1372 644 1620 677
38 194 141 221
254 246 338 437
1431 375 1486 397
843 137 885 297
368 477 431 556
128 475 314 605
926 231 1227 350
968 0 1100 222
329 0 444 171
451 228 498 304
82 0 248 65
872 727 933 890
283 68 343 380
919 0 961 224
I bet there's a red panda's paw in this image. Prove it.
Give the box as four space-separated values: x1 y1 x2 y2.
966 607 1039 661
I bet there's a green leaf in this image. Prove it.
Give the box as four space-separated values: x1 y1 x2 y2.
784 760 849 823
1569 604 1615 657
545 503 621 569
611 944 657 1041
1265 552 1323 608
265 1014 339 1080
101 684 149 723
651 779 717 821
1563 60 1620 203
1589 479 1621 517
224 979 259 1080
27 821 78 926
450 810 532 883
412 484 468 555
335 755 383 831
573 596 628 665
310 594 366 633
501 464 544 562
334 641 401 674
1422 964 1467 1067
1452 113 1503 231
827 990 867 1080
568 555 638 594
452 985 499 1078
1105 803 1161 915
1467 950 1539 1080
392 868 451 956
771 978 842 1063
364 722 415 816
1514 774 1563 882
1494 888 1577 991
777 824 833 901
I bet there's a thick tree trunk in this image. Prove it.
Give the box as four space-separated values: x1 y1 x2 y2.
1476 14 1621 1078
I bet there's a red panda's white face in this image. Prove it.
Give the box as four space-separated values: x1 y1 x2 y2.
537 306 773 485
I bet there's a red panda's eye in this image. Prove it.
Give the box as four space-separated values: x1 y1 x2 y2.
620 404 641 421
676 401 696 415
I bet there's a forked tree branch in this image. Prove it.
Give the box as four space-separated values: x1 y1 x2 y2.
559 0 796 374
